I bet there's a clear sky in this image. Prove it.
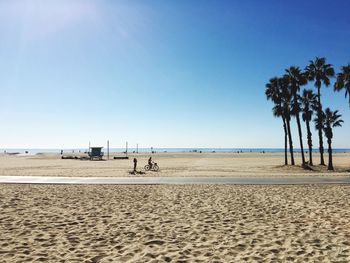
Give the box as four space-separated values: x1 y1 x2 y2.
0 0 349 149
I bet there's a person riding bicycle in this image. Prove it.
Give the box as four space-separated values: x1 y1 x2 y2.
148 157 153 169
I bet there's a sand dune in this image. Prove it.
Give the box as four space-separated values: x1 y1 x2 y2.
1 184 350 262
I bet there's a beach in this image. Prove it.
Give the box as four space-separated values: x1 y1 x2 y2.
0 152 349 177
1 184 350 262
2 0 350 262
1 152 350 262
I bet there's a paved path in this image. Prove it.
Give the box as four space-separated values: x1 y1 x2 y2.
0 176 349 185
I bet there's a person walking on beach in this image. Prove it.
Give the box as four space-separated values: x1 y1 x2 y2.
133 158 137 172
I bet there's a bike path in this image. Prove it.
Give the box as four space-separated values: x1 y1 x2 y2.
0 176 349 185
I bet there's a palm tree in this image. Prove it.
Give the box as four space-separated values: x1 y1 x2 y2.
265 77 294 165
300 89 317 165
280 76 295 165
272 104 288 165
285 66 307 165
334 64 350 107
305 57 335 165
320 108 344 170
266 77 288 165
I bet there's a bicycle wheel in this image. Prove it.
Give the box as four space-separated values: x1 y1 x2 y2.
153 164 159 172
144 165 150 171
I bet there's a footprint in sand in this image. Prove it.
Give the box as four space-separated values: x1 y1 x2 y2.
89 255 106 263
144 240 165 246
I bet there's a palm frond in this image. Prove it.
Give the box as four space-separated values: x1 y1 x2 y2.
305 57 334 89
334 64 350 107
323 108 344 129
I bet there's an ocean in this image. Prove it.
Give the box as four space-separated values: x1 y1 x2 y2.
1 148 350 154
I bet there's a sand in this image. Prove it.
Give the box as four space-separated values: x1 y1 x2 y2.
0 152 349 177
1 184 350 262
1 152 349 262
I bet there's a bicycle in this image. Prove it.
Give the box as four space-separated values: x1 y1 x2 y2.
144 162 159 172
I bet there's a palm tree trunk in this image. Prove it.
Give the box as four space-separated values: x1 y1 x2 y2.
317 86 325 165
282 116 288 165
306 120 313 166
327 138 333 170
286 115 295 165
295 113 306 165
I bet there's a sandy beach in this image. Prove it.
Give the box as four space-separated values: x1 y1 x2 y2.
1 152 349 262
1 184 349 262
2 1 350 262
0 152 349 177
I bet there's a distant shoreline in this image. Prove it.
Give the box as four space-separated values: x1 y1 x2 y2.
1 148 350 154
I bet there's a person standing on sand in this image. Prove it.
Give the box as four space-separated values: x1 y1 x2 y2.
133 158 137 172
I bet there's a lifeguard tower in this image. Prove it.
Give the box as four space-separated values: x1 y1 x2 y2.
88 147 104 160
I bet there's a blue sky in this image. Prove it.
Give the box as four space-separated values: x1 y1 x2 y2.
0 0 349 148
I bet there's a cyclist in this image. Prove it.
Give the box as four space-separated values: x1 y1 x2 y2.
148 157 153 169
